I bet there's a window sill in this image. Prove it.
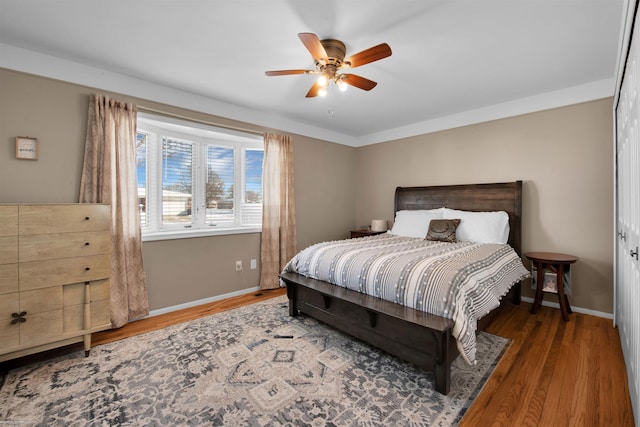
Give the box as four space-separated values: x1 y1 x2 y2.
142 226 261 242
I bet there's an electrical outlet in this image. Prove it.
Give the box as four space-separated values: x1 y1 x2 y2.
250 259 257 270
235 260 242 271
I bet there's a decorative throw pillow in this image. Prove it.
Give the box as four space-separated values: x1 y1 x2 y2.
426 219 461 243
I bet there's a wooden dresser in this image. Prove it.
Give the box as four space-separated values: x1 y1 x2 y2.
0 204 111 362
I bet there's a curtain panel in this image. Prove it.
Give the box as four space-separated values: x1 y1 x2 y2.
79 94 148 328
260 133 297 289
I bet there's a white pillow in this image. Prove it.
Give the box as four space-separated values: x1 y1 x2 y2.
388 209 444 238
442 208 510 244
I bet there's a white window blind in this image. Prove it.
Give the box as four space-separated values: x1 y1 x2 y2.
162 137 194 226
136 113 263 240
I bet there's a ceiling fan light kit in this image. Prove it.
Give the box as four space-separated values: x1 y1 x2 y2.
265 33 392 98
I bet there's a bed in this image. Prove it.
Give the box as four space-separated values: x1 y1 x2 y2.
279 181 528 395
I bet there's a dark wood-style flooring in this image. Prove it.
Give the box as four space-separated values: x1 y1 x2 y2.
5 288 636 426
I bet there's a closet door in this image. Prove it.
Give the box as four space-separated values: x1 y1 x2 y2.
615 2 640 422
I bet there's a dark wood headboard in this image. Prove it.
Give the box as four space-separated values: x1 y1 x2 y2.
394 181 523 255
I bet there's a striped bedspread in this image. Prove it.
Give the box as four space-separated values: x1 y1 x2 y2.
281 233 529 364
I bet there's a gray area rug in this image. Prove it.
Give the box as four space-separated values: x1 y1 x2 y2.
0 296 509 426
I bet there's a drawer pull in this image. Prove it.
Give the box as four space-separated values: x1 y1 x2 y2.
631 247 639 261
322 295 332 309
366 310 378 328
85 242 90 246
85 267 91 271
11 312 27 325
85 216 91 220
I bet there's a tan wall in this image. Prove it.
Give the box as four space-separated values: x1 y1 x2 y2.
293 135 357 249
0 68 357 311
0 70 88 202
0 68 614 314
141 234 261 310
356 98 614 313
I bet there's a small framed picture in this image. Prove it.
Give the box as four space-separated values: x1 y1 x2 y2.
531 266 572 295
15 137 38 160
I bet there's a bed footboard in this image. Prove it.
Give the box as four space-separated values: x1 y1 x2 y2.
280 272 458 395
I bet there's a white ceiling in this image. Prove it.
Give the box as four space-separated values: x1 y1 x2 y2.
0 0 626 147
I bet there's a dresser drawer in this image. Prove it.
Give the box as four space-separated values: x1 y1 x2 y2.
63 305 83 333
0 317 19 352
19 254 110 291
20 310 63 347
0 302 63 351
0 206 18 237
0 292 19 352
63 280 111 332
91 299 111 328
64 299 111 332
0 316 20 354
20 286 63 314
19 205 110 235
63 279 110 306
20 231 110 262
0 292 20 352
0 236 18 264
89 279 110 302
0 263 18 295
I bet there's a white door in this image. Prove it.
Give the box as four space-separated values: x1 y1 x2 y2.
615 3 640 423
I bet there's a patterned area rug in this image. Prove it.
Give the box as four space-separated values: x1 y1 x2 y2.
0 296 509 426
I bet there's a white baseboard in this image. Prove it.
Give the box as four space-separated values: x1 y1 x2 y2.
145 290 613 321
520 296 613 320
147 286 261 318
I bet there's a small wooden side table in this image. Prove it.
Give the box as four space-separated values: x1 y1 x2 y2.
350 230 386 239
525 252 578 321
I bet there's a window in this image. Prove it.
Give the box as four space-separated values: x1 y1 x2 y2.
136 113 263 240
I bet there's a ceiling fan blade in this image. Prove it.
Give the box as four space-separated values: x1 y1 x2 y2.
265 69 309 76
305 81 323 98
298 32 328 60
344 43 392 68
342 74 378 91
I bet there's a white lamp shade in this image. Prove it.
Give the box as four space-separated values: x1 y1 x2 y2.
371 219 387 232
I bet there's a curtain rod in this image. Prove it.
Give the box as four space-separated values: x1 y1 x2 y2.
137 105 265 137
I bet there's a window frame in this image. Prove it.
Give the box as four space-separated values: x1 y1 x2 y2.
137 112 263 242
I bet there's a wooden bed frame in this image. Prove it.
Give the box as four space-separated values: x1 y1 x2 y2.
279 181 523 395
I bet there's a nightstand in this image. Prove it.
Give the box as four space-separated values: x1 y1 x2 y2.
525 252 578 321
350 230 386 238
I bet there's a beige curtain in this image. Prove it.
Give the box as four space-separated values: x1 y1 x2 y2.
79 94 148 328
260 133 297 289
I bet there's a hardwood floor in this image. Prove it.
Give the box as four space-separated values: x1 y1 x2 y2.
92 288 289 346
461 301 635 427
7 288 636 426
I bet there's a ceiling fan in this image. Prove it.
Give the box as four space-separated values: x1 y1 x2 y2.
265 33 392 98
